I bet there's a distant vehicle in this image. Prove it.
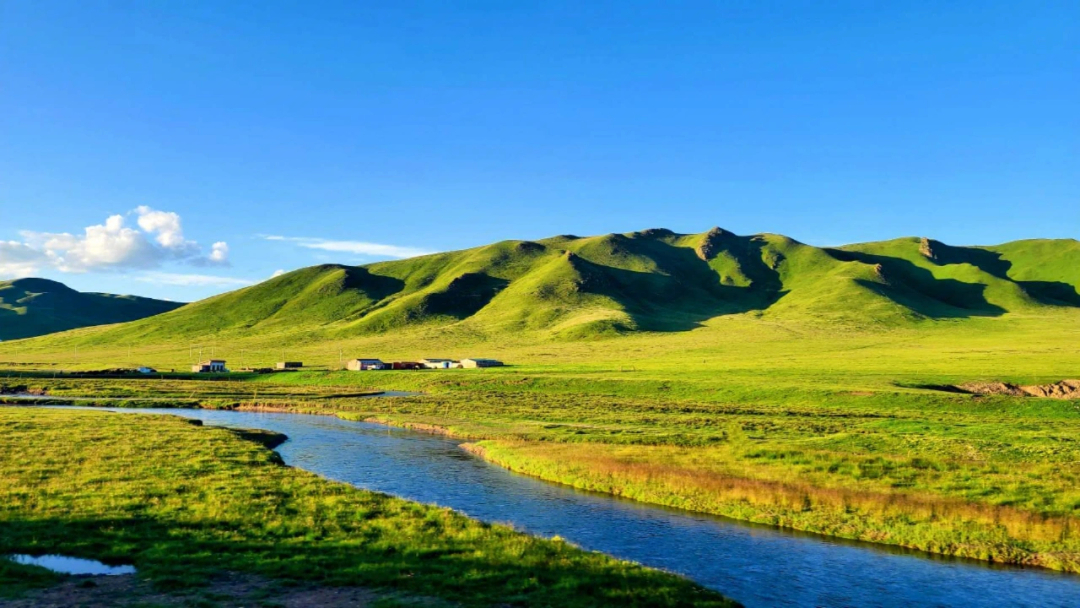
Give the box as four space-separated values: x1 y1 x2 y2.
136 367 157 374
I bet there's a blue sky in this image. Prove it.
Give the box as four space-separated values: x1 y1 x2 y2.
1 1 1077 301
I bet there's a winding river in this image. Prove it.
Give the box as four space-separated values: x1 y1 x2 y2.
63 407 1080 607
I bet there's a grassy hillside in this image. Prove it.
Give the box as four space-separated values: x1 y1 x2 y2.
4 229 1079 355
833 237 1080 315
0 278 182 341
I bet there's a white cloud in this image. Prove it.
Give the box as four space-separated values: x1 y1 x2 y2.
135 206 197 253
271 269 287 278
263 235 434 259
20 215 162 273
0 207 229 278
0 241 48 277
136 272 254 287
209 242 229 263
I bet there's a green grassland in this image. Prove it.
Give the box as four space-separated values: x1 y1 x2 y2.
0 407 733 606
4 309 1080 572
2 228 1079 576
0 277 182 341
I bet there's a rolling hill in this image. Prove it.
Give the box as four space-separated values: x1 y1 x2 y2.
0 278 183 341
11 228 1079 349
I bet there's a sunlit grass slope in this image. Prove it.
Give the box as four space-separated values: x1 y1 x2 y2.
0 278 182 341
8 229 1080 352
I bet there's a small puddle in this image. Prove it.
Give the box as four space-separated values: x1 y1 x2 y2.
7 554 136 576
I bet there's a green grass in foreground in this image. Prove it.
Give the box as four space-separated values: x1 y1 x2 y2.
3 311 1080 573
0 408 733 607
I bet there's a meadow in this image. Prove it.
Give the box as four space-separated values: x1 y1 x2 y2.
0 407 733 606
3 311 1080 574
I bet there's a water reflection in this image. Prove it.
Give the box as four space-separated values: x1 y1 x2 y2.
9 554 136 576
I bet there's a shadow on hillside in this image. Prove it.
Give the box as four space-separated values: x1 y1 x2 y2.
828 249 1007 318
1017 281 1080 307
340 267 407 302
927 241 1080 306
422 273 511 319
923 240 1013 279
569 235 786 332
854 280 1006 319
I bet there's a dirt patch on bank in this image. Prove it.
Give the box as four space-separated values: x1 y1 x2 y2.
0 572 386 607
958 380 1080 399
0 385 46 396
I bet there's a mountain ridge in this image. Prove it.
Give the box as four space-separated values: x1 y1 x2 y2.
6 228 1080 344
0 277 184 340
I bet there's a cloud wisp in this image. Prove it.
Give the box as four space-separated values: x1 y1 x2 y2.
135 272 255 287
263 236 435 259
0 207 230 278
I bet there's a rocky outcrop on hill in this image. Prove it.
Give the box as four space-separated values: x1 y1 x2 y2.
696 227 734 261
919 237 938 261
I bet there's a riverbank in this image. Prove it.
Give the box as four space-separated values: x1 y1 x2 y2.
340 392 1080 573
459 440 1077 571
7 374 1080 575
3 316 1080 575
0 407 735 607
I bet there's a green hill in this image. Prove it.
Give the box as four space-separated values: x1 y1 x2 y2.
0 278 183 341
831 237 1080 315
11 229 1079 349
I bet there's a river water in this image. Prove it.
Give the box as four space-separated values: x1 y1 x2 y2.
58 407 1080 607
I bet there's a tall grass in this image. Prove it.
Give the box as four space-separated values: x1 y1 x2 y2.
464 441 1079 571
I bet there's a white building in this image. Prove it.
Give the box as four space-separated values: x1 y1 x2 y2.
192 360 227 373
461 358 504 368
419 358 455 369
